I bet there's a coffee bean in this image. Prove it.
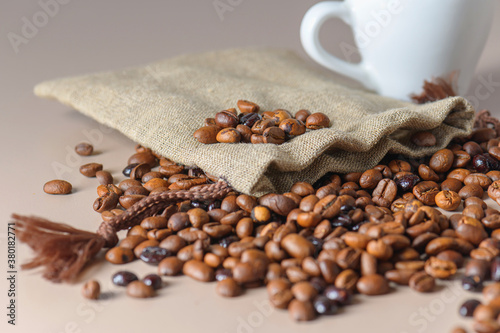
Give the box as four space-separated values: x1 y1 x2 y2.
194 126 220 144
140 246 172 265
263 127 285 144
75 142 93 156
93 192 119 213
112 271 138 286
411 131 436 147
359 169 383 189
80 163 103 177
413 181 439 205
216 128 241 143
462 275 483 292
142 274 162 290
372 179 397 207
216 277 242 297
491 258 500 281
237 100 259 113
356 274 390 295
239 112 262 127
459 184 484 200
279 118 306 136
126 281 155 298
459 299 481 317
43 179 72 194
183 260 214 282
105 247 135 264
295 109 311 123
291 281 318 302
429 149 454 172
424 257 457 279
435 190 461 211
441 178 463 192
418 164 439 182
81 280 100 300
128 152 157 168
95 170 113 185
409 271 435 292
158 257 184 276
288 299 316 321
305 113 330 130
281 234 315 259
324 286 352 305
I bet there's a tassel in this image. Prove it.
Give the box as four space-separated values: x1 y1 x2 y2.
410 72 458 104
14 180 232 283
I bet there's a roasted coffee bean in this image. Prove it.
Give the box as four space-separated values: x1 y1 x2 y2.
134 240 160 258
441 178 463 193
413 181 439 205
483 283 500 303
436 250 464 268
291 281 318 302
216 128 241 143
462 275 483 292
140 216 168 230
464 173 492 189
288 299 316 321
128 152 157 168
409 271 435 292
456 216 488 246
80 163 103 177
281 234 314 259
75 142 93 156
295 109 311 123
411 131 436 147
251 206 272 223
237 100 259 113
372 179 397 207
183 260 214 282
313 295 339 315
271 109 292 124
126 281 155 298
488 180 500 204
459 299 481 317
465 259 490 281
112 271 138 286
324 286 352 305
459 184 484 200
424 257 457 279
216 277 242 297
129 163 151 181
385 269 415 285
239 112 261 127
395 173 420 192
429 149 454 173
491 258 500 281
448 168 471 182
252 119 274 135
82 280 100 300
95 170 113 185
194 126 220 144
359 169 383 189
305 113 330 129
279 118 306 136
139 246 172 265
418 164 439 182
142 274 162 290
236 125 253 143
43 179 72 194
119 194 146 209
263 127 285 144
452 150 471 168
105 247 135 264
215 109 239 128
435 190 461 211
158 257 184 276
356 274 390 295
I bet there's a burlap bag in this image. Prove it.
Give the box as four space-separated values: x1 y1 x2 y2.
35 48 475 196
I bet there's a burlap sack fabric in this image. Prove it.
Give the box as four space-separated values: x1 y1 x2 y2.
35 48 475 196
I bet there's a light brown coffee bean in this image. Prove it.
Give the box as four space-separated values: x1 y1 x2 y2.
281 234 315 259
409 271 435 292
356 274 390 295
126 281 155 298
216 278 242 297
424 257 457 279
435 190 461 211
105 247 135 264
183 260 214 282
429 149 454 172
216 128 241 143
81 280 100 300
43 179 72 194
305 113 330 130
237 100 259 113
95 170 113 185
263 127 286 144
288 299 316 321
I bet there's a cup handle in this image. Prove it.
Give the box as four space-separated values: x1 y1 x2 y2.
300 1 376 90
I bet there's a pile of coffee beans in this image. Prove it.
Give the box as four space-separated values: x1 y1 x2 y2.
60 125 500 330
193 100 330 144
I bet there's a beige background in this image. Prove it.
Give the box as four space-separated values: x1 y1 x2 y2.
1 1 500 332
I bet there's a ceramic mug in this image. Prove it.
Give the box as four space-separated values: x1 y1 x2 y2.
301 0 495 100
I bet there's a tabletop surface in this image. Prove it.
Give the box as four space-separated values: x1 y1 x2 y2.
2 1 500 332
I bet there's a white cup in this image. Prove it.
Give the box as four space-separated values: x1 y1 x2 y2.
301 0 495 101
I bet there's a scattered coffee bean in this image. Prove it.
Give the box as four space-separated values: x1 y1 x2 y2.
79 163 103 177
75 142 93 156
43 179 72 194
142 274 162 290
126 281 155 298
112 271 138 286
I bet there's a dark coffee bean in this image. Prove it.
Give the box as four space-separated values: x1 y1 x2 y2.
75 142 93 156
313 295 339 315
239 112 261 127
123 163 140 177
459 299 481 317
491 257 500 281
310 277 328 294
142 274 162 290
462 275 483 292
395 173 420 192
82 280 100 300
112 271 138 286
43 179 72 195
215 109 239 128
215 268 233 281
324 286 352 305
139 246 172 265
